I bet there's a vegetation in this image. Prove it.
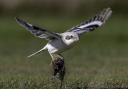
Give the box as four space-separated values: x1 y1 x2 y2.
0 15 128 88
0 0 128 16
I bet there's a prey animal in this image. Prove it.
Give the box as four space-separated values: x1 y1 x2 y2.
15 8 112 82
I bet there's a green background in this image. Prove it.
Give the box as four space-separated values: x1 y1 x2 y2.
0 0 128 88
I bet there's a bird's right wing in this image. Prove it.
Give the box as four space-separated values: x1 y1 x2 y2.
15 17 61 40
67 8 112 35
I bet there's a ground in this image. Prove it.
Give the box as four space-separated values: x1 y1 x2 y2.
0 15 128 88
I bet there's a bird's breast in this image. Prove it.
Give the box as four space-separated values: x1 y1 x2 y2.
47 39 69 53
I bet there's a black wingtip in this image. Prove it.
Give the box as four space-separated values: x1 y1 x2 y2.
15 17 20 23
15 17 28 26
15 17 19 21
15 17 22 23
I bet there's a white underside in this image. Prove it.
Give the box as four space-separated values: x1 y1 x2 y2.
46 40 69 54
28 32 79 57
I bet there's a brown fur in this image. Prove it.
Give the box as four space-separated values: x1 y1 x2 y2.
51 54 65 81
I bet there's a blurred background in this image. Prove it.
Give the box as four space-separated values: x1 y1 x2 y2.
0 0 128 88
0 0 128 16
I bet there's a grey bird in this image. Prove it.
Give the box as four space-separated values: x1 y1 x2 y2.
15 8 112 83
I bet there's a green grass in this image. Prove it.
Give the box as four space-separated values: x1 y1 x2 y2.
0 15 128 88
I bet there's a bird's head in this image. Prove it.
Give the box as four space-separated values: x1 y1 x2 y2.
61 32 79 45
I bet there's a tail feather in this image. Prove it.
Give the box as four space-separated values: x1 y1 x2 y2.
28 46 47 58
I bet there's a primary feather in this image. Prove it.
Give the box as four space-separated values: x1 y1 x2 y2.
68 8 112 35
15 17 60 40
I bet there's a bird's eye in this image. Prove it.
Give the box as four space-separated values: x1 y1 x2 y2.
65 35 73 40
70 35 73 38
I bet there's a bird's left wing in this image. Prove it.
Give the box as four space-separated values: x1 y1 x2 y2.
15 17 61 40
67 8 112 35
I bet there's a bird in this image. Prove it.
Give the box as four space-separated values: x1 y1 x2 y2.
15 8 112 83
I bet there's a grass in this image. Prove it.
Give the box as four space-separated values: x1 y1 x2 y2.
0 15 128 88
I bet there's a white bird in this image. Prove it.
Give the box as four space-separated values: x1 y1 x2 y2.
15 8 112 82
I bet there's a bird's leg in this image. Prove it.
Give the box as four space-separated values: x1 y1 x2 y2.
50 54 65 85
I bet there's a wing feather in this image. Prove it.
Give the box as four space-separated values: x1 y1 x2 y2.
15 17 60 40
67 8 112 35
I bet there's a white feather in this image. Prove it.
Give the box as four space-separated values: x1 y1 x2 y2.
78 21 102 29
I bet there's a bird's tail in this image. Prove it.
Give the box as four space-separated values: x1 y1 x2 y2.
28 46 47 58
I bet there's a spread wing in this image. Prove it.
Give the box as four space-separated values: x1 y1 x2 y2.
67 8 112 35
15 17 61 40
